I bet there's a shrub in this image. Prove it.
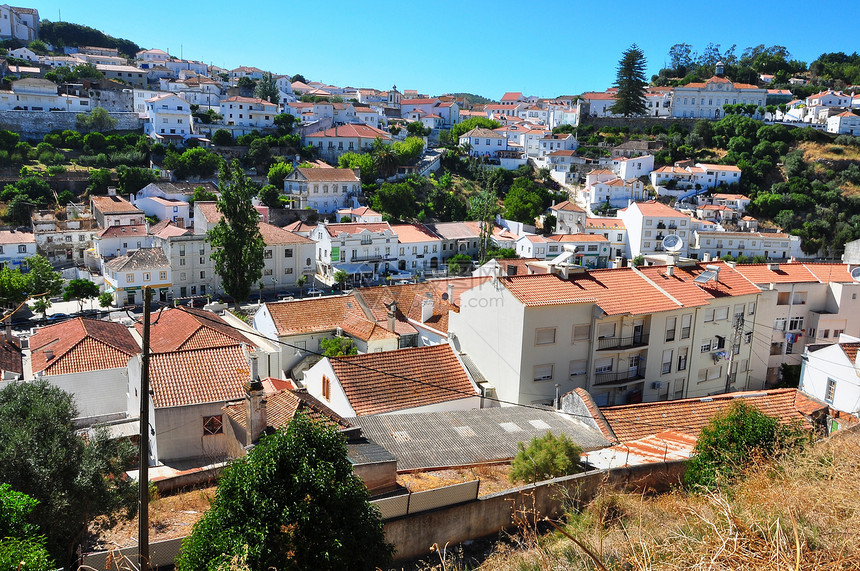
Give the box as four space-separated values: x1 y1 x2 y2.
510 431 582 484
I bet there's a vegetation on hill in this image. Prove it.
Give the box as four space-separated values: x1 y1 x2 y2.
449 92 493 106
38 20 141 58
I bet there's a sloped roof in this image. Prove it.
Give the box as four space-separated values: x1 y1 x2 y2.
306 124 391 140
356 282 456 333
599 388 824 442
732 262 821 284
460 127 505 139
259 222 315 245
30 318 139 375
424 222 480 240
390 223 441 243
104 248 169 272
263 295 366 337
638 261 760 308
551 200 585 212
329 344 478 416
323 222 392 237
586 218 626 230
97 224 147 239
149 345 249 408
92 195 143 215
0 230 35 244
627 201 685 218
0 337 23 375
135 307 255 352
294 167 359 182
224 388 351 431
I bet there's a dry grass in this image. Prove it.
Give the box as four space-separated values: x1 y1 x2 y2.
397 464 512 496
90 485 216 550
838 181 860 196
469 429 860 570
799 141 860 162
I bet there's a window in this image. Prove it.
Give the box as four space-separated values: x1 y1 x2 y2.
573 324 590 342
701 340 712 353
714 307 729 321
264 268 273 276
595 358 613 374
662 349 673 374
285 248 293 258
834 329 844 337
284 267 293 274
825 378 836 404
789 316 804 331
322 375 331 400
823 329 830 339
597 323 616 339
143 272 150 281
535 327 556 345
200 271 205 279
704 308 715 322
793 291 807 305
774 317 786 332
533 364 554 381
681 314 692 339
179 245 186 256
179 258 186 266
678 348 688 371
748 302 756 315
126 273 134 282
777 292 790 305
665 317 676 342
203 415 223 435
569 360 587 377
17 245 26 253
745 332 753 344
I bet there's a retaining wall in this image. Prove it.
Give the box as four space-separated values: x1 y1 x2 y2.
0 110 143 139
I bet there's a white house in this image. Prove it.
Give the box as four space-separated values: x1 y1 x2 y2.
136 49 171 67
537 133 578 158
389 223 443 275
94 224 151 260
220 96 278 130
543 234 611 268
691 231 791 260
458 127 508 158
28 318 139 424
103 248 172 306
306 124 392 161
0 5 38 42
585 217 629 260
144 93 194 140
618 201 691 257
671 75 766 120
0 78 91 113
611 154 654 180
586 177 645 210
548 200 586 234
91 194 145 229
135 196 190 225
303 344 482 417
0 229 36 269
826 111 860 135
283 167 361 214
311 222 398 283
799 337 860 415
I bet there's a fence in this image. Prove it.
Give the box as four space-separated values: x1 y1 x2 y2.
372 479 479 519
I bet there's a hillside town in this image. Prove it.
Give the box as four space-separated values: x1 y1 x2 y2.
1 4 860 570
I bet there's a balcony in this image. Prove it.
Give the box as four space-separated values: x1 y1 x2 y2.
594 366 646 386
597 334 650 351
350 254 382 262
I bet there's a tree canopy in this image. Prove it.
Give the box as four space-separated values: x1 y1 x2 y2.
0 380 137 566
254 71 280 104
510 431 582 484
208 159 265 306
610 44 648 117
176 414 393 571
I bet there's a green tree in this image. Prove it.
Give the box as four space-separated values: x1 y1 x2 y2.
0 265 28 309
450 117 501 139
0 484 54 571
509 431 582 484
62 278 99 312
254 71 280 104
236 75 257 91
406 121 431 137
208 159 265 308
87 168 112 194
190 185 218 205
258 184 282 208
75 107 117 133
212 129 234 146
3 193 34 225
371 181 416 220
320 336 357 357
25 254 63 299
371 138 398 179
267 161 293 189
248 138 272 174
684 400 805 491
98 291 113 308
117 165 157 194
609 44 648 117
338 152 376 184
0 380 137 566
446 254 472 276
176 414 393 571
273 113 296 135
333 269 349 290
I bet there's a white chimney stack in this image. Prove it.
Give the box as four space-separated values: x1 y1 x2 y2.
421 298 434 323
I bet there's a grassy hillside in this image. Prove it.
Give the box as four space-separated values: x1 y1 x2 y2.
429 429 860 570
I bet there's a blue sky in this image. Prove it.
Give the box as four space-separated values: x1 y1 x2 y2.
31 1 860 99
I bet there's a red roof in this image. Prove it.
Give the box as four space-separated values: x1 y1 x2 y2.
551 200 585 212
501 91 523 101
389 223 441 243
30 318 139 375
135 307 255 353
264 295 366 337
732 262 821 284
221 96 276 107
638 261 760 307
600 388 824 442
328 344 478 415
306 124 391 140
400 98 439 105
627 201 686 218
224 388 351 431
149 345 249 408
324 222 392 237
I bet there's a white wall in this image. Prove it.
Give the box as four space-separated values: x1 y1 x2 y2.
44 367 130 422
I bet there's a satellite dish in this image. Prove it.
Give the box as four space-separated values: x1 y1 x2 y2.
851 267 860 282
441 292 449 301
662 234 683 253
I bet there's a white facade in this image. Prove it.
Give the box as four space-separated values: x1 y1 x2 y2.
145 93 194 139
0 230 36 269
283 168 361 214
587 177 645 210
618 201 691 257
671 76 766 120
311 222 398 282
611 154 654 180
799 337 860 415
458 127 508 158
221 96 277 129
691 231 791 260
826 111 860 135
0 5 38 42
0 78 92 112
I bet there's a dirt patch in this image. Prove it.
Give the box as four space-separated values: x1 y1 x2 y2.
397 464 513 497
799 141 860 163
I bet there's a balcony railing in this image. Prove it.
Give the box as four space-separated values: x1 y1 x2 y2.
350 254 382 262
597 334 649 351
594 366 646 386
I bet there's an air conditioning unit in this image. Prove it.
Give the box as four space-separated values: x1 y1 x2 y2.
651 381 662 390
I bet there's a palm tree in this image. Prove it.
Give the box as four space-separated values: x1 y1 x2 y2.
372 140 398 179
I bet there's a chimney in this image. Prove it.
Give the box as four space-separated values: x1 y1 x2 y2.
108 187 117 196
4 324 11 343
386 300 397 332
446 283 454 303
175 217 185 229
421 298 434 323
703 252 711 263
768 262 780 271
244 352 267 445
666 264 674 277
507 264 518 276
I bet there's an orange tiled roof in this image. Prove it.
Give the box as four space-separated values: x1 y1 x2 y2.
149 345 249 408
600 388 824 442
733 262 821 284
135 307 255 352
639 261 759 307
356 282 456 334
841 342 860 363
259 222 315 245
389 223 441 243
800 263 855 283
551 200 585 212
545 234 608 242
586 218 626 230
294 167 359 182
324 222 392 237
501 268 680 315
30 318 139 375
426 276 493 307
329 344 478 415
628 201 685 218
92 195 143 214
264 295 366 336
224 388 351 430
306 124 391 140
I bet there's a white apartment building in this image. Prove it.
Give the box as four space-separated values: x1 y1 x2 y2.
306 124 392 162
548 200 586 234
537 133 578 158
389 224 443 274
691 231 791 260
458 128 508 158
611 154 654 180
221 96 277 129
543 234 610 267
104 248 172 306
449 262 762 407
311 222 399 283
734 262 860 387
799 337 860 415
283 167 361 214
145 93 194 140
0 5 38 42
671 75 766 120
586 177 645 210
826 111 860 135
585 217 629 260
0 78 91 112
618 201 691 257
135 196 190 225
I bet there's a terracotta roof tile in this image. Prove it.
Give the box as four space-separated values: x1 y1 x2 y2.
149 345 249 408
356 282 456 333
224 388 351 430
329 344 478 415
259 222 315 245
733 262 821 284
800 263 855 283
264 295 366 336
841 342 860 363
30 318 139 375
586 218 626 230
323 222 392 237
0 230 35 244
0 337 23 375
135 307 255 352
389 223 441 243
628 201 685 218
551 200 585 212
600 388 824 442
92 195 143 215
426 276 493 307
306 124 391 140
294 167 359 182
638 262 760 306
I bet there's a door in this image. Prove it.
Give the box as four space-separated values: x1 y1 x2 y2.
628 355 640 378
633 323 643 344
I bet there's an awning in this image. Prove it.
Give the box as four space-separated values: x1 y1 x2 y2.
334 263 374 275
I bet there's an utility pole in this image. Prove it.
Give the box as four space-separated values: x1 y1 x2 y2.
725 312 744 394
138 286 152 571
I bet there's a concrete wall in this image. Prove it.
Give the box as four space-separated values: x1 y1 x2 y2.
45 367 129 422
581 116 698 132
0 110 143 139
385 460 687 562
154 402 230 464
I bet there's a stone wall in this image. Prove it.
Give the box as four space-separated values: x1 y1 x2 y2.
582 116 698 131
0 110 143 140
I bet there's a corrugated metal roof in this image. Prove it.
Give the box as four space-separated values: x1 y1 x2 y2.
349 407 610 471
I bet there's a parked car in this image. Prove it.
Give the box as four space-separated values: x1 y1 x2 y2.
306 287 323 297
186 297 206 308
276 291 294 300
47 313 69 322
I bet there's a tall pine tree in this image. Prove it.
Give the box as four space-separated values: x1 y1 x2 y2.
609 44 648 117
